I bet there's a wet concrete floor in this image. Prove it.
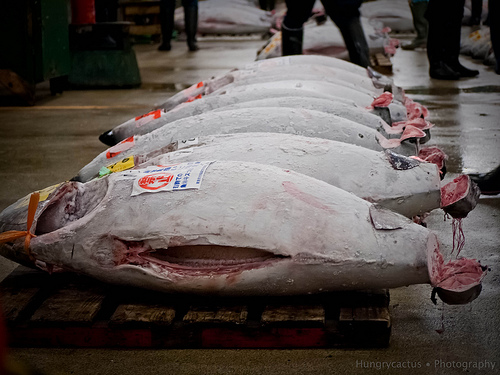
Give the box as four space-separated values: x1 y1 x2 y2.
0 35 499 374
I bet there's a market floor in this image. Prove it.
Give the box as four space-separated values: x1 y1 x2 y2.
0 35 499 375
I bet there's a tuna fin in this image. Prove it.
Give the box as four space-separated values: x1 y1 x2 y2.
376 132 401 149
369 204 408 230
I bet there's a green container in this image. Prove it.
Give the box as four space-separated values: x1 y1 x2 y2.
0 0 71 101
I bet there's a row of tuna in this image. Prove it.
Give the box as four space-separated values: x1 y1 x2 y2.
0 55 486 305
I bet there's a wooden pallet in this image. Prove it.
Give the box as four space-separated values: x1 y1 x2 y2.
1 266 391 348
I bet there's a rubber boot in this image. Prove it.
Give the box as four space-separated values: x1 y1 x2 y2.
184 3 199 51
402 1 428 50
281 24 303 56
336 17 371 68
442 4 479 78
158 0 175 51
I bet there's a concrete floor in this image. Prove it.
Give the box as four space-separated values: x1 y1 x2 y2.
0 35 499 374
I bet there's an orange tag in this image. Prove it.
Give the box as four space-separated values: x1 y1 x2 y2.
186 94 203 103
135 109 162 121
106 136 135 159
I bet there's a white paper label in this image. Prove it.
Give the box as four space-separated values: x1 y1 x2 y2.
131 161 213 196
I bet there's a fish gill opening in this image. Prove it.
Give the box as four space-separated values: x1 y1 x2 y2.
35 179 108 235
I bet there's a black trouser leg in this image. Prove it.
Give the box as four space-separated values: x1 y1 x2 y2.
281 0 314 56
489 0 500 73
183 0 199 51
425 0 459 79
469 0 482 25
158 0 176 50
442 0 479 76
323 1 370 68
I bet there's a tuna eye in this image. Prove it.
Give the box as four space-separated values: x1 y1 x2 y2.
35 179 107 235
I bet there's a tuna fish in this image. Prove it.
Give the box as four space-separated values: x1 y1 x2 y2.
156 55 406 112
360 0 414 33
122 132 444 218
77 106 416 182
174 0 273 35
101 95 392 146
0 161 487 303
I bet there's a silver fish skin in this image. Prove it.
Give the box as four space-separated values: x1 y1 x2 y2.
135 133 441 218
77 107 416 182
0 161 441 296
107 95 389 146
208 82 407 122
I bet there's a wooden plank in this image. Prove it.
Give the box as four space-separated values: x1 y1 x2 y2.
261 305 325 326
0 287 40 323
130 24 161 35
110 303 176 327
124 5 160 15
30 286 106 326
183 306 248 324
339 306 391 327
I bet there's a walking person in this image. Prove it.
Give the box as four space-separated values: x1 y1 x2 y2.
158 0 199 52
281 0 371 68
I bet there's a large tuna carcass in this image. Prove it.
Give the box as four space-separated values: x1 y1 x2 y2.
174 0 274 35
100 95 393 147
76 106 417 182
360 0 414 33
0 161 486 304
111 132 477 219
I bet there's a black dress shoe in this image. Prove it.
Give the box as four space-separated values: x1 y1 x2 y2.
429 62 460 80
468 166 500 195
446 61 479 77
158 42 172 51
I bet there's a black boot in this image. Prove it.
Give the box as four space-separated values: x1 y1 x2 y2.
158 0 175 51
445 60 480 77
468 165 500 195
281 24 303 56
402 1 428 50
429 61 460 80
184 3 199 51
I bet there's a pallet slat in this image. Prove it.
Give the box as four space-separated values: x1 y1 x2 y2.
1 268 392 348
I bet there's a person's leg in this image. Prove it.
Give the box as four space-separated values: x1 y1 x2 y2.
281 0 314 55
323 1 370 67
442 0 479 77
182 0 199 51
425 0 460 79
402 0 428 50
158 0 176 51
468 0 482 26
489 0 500 73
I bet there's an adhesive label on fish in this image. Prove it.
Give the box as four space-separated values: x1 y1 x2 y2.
134 110 164 127
15 183 62 208
106 136 135 159
106 156 135 173
177 137 199 150
131 161 213 196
